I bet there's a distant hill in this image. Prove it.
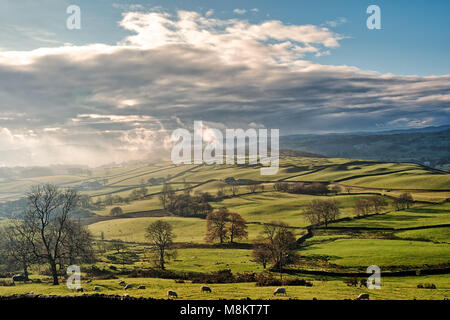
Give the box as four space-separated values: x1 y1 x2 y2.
282 127 450 170
279 149 327 158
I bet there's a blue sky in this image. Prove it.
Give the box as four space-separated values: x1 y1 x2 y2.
0 1 449 166
1 0 449 76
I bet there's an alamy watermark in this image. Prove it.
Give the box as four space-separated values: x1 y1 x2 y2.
170 121 279 175
66 5 81 30
66 265 81 290
367 265 381 289
366 5 381 30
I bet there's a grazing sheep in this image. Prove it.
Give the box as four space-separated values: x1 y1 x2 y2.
355 293 369 300
167 290 178 299
124 284 133 290
138 285 146 290
273 287 287 296
201 285 212 293
93 286 100 291
12 274 27 282
76 287 84 292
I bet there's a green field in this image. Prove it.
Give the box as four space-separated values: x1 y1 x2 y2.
301 239 450 269
1 156 449 300
0 274 448 300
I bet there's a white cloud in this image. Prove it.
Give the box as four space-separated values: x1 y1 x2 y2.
0 9 448 167
233 9 247 15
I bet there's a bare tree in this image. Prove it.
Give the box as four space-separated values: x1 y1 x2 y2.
303 199 339 228
247 183 258 193
0 223 39 280
146 220 176 270
159 183 174 210
205 208 230 243
354 198 372 216
22 184 80 285
229 184 240 197
228 212 248 243
370 196 388 213
60 220 95 267
261 222 299 280
252 243 272 269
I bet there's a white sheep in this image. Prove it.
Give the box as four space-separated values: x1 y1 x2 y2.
273 287 286 296
355 293 370 300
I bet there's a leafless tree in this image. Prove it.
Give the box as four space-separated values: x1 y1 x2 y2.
146 220 176 270
252 243 272 269
22 184 81 285
303 199 340 228
205 208 230 243
228 212 248 243
0 223 39 280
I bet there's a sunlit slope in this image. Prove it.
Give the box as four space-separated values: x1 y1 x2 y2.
0 157 448 203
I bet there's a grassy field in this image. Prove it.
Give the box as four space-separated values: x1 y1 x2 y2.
301 239 450 269
329 202 450 229
396 227 450 243
0 274 448 300
1 156 449 300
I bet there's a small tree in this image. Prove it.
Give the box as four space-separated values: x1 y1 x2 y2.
0 224 38 280
261 222 299 280
303 199 339 228
252 243 272 269
146 220 176 270
330 185 341 195
22 184 80 285
110 206 123 216
205 208 230 243
354 198 372 216
159 183 174 210
370 196 388 213
228 212 248 243
247 183 258 193
229 184 240 197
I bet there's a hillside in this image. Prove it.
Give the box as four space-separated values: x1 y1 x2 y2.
282 127 450 170
1 156 449 300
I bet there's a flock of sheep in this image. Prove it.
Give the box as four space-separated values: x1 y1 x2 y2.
75 282 371 300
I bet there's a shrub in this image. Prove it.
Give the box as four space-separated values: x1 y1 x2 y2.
235 272 257 283
255 272 282 287
284 278 313 287
417 283 437 289
256 272 313 287
0 280 15 287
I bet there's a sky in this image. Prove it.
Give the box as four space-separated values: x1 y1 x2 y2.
0 0 449 167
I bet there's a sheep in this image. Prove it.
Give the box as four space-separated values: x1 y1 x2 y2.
93 286 100 291
273 287 286 296
76 287 84 292
201 285 212 293
355 293 370 300
167 290 178 299
124 284 133 290
138 285 146 290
